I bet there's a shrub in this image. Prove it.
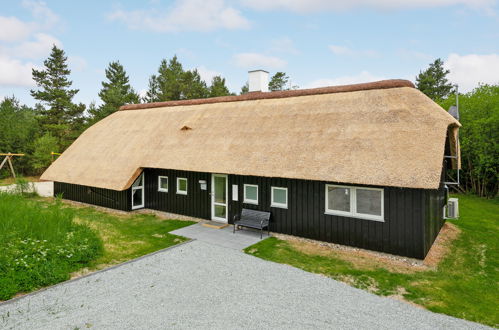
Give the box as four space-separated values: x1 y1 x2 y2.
0 193 103 300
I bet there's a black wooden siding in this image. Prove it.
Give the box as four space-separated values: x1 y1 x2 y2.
54 169 446 259
54 182 130 211
144 168 211 219
227 175 439 259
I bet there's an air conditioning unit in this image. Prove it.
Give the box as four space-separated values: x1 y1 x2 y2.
444 198 459 219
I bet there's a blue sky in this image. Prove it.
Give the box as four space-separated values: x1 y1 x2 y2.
1 0 499 107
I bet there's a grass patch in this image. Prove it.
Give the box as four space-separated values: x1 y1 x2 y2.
0 194 195 301
68 205 195 272
244 194 498 327
0 193 102 300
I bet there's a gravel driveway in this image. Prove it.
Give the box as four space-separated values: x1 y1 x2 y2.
0 240 489 329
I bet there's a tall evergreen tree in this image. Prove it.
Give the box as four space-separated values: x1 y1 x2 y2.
144 75 160 103
156 56 185 101
145 55 212 102
0 97 38 174
30 45 85 149
90 61 139 123
416 58 454 101
268 72 290 91
240 82 249 95
181 69 208 99
209 76 231 97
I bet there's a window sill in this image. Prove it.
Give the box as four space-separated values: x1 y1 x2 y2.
271 203 288 209
243 200 258 205
325 211 384 222
158 189 168 193
176 191 188 195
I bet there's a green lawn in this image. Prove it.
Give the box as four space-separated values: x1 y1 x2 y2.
0 193 194 301
245 194 498 327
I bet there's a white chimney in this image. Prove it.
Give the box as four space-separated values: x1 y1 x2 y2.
248 70 269 92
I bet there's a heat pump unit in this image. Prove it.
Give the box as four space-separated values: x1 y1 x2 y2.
445 198 459 219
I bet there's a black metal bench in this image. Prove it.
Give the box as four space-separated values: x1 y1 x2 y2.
233 208 271 239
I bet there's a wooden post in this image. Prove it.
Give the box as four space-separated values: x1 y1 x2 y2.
0 153 25 179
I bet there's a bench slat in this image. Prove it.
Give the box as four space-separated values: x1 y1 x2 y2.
234 208 271 238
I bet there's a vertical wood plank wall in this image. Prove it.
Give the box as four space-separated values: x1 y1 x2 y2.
55 168 446 259
144 168 211 219
54 182 130 211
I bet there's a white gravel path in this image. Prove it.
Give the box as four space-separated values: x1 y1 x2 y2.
0 240 490 330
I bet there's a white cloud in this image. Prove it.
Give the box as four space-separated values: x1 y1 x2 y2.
0 1 68 88
22 0 59 29
0 16 33 42
0 1 59 43
329 45 378 57
270 37 299 55
0 55 37 87
8 33 62 59
109 0 250 33
138 89 148 100
445 53 499 92
196 66 220 83
233 53 287 69
242 0 496 13
304 71 386 88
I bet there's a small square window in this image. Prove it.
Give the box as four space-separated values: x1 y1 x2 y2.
177 177 188 195
158 176 168 192
271 187 288 209
243 184 258 204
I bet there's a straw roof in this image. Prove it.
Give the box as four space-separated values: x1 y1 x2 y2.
41 80 460 191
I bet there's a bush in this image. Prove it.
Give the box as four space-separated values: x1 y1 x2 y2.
0 193 103 300
30 133 58 175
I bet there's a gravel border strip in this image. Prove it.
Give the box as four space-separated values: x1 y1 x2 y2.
0 238 195 307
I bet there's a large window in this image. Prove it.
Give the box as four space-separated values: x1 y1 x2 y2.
271 187 288 209
243 184 258 205
325 185 384 221
176 177 188 195
158 176 168 192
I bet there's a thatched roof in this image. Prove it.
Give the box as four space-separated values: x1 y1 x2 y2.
41 80 460 191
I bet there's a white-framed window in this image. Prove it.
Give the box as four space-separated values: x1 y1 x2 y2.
158 176 168 192
271 186 288 209
325 184 384 222
243 184 258 205
176 177 188 195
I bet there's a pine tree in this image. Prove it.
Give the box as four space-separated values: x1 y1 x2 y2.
30 45 85 149
416 59 454 101
240 82 249 95
268 72 290 91
181 69 208 99
145 55 211 102
209 76 231 97
144 75 160 103
156 56 184 101
90 61 139 123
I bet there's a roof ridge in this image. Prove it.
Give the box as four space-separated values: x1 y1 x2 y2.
120 79 414 111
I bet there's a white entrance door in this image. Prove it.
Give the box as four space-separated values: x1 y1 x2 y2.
211 174 228 222
131 173 145 210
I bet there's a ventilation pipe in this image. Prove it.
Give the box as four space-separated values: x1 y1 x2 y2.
248 70 269 92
